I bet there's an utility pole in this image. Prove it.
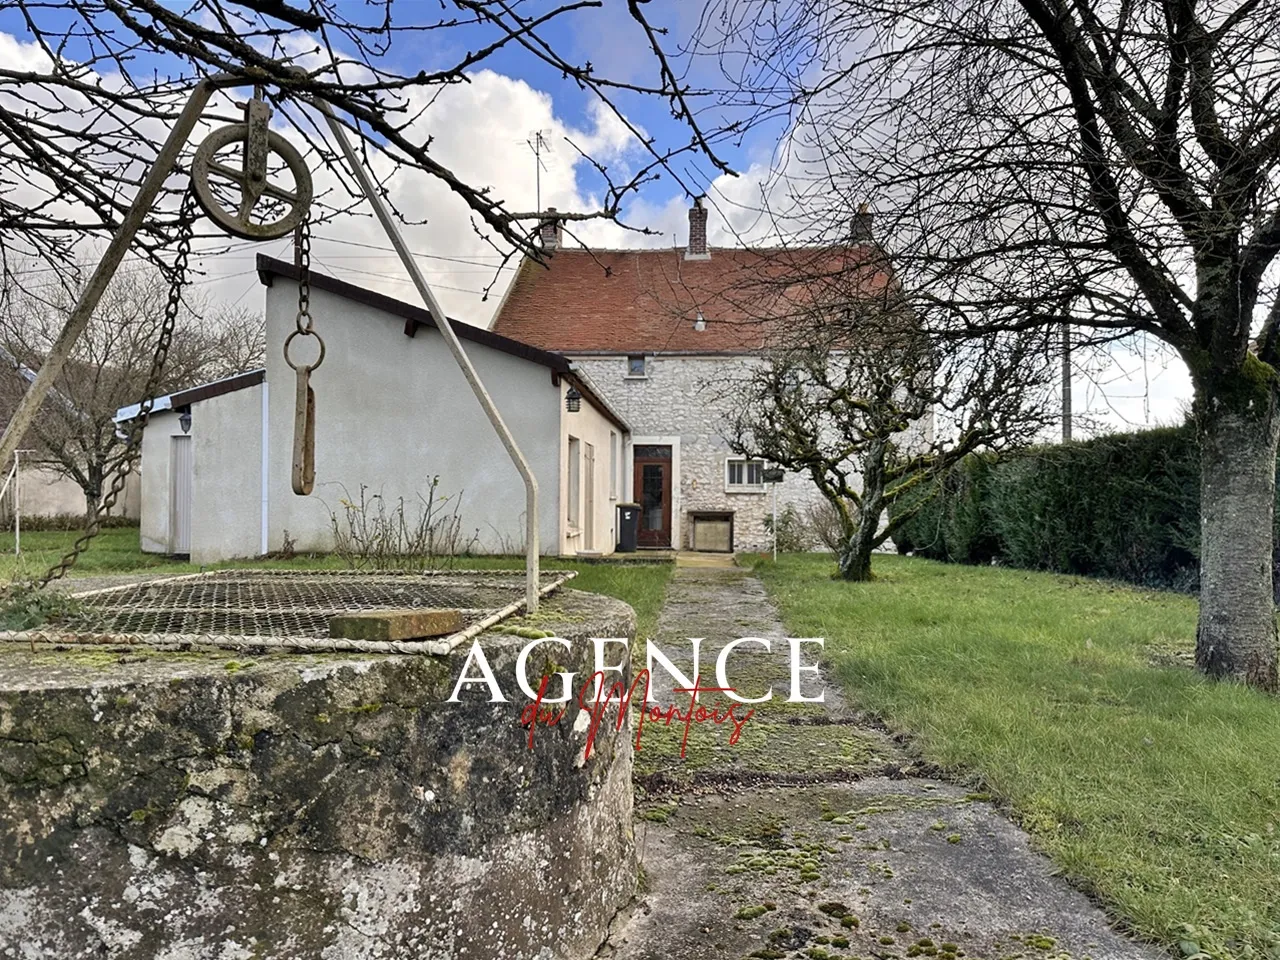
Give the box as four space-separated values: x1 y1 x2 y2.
1061 323 1072 442
526 132 549 212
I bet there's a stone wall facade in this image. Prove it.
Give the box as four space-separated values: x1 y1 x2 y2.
572 355 835 552
0 589 637 960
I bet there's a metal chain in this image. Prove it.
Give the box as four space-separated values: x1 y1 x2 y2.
284 215 324 370
32 190 198 589
297 216 311 333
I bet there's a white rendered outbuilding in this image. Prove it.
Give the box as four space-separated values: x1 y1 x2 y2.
119 257 629 564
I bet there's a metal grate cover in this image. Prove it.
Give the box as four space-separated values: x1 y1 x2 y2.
2 569 574 654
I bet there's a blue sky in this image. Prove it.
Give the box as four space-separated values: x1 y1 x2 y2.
0 1 1193 433
0 0 765 220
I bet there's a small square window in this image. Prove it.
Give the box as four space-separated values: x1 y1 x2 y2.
626 355 648 378
726 458 766 491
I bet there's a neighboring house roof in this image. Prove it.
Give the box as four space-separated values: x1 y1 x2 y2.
114 369 265 423
490 245 895 355
0 344 87 421
253 255 628 432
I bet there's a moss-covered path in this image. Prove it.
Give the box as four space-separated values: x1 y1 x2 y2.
601 564 1159 960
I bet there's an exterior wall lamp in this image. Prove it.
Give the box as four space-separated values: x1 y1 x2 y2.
178 410 192 434
565 385 582 413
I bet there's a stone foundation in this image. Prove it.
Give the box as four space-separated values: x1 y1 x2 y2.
0 589 636 960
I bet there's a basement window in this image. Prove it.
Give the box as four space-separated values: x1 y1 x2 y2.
725 458 766 492
626 355 648 378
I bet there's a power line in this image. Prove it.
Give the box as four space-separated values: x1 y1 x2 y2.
313 259 489 296
319 235 510 265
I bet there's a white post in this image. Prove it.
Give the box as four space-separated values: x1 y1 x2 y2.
13 449 20 556
772 481 778 562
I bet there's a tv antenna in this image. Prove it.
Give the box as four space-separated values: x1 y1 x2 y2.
526 131 549 211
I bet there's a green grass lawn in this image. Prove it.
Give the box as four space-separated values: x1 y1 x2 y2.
748 553 1280 960
0 528 672 642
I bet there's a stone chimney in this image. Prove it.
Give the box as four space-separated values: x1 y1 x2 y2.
539 207 562 251
850 203 874 243
685 196 710 260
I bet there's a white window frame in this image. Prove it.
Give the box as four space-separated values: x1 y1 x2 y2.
625 355 648 379
567 436 581 529
725 457 767 494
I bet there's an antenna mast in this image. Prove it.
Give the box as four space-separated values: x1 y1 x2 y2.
526 131 549 211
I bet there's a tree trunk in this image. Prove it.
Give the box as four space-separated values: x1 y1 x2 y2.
1196 387 1280 690
837 523 876 581
837 441 886 582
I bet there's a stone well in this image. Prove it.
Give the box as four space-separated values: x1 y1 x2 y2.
0 589 636 960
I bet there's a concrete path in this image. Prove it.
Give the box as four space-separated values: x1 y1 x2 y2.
601 564 1160 960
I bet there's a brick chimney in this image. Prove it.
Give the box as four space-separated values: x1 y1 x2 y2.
539 207 562 251
850 203 874 243
685 196 710 260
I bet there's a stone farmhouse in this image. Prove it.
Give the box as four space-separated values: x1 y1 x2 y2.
491 199 895 553
117 202 895 562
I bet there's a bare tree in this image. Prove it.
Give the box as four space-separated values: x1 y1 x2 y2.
698 0 1280 689
0 265 265 518
0 0 734 286
721 316 1055 580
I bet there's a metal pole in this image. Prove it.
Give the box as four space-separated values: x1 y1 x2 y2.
772 482 778 562
1062 323 1072 442
13 450 19 557
0 76 231 474
315 102 542 613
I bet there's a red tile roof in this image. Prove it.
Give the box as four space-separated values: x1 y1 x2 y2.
491 245 894 354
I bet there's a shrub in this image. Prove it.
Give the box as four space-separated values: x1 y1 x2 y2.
325 479 479 571
805 499 847 553
892 426 1223 591
0 513 139 532
764 503 814 552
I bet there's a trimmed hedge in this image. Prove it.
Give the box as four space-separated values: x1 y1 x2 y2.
891 426 1247 591
0 513 139 532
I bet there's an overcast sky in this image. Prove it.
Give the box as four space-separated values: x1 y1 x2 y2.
0 3 1193 439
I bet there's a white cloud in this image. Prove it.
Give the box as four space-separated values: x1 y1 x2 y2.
1 24 1193 432
191 68 661 325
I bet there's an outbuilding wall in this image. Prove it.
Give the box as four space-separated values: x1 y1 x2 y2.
191 383 265 564
559 379 623 555
263 280 563 556
138 410 189 554
0 464 139 522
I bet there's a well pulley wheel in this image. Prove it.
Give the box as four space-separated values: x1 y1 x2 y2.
191 97 313 241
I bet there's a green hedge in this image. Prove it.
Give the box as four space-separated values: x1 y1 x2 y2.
892 426 1235 591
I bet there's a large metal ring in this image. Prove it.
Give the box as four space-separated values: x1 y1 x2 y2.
192 123 313 241
283 329 325 372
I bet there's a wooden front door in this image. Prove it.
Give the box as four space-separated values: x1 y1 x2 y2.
633 445 673 548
